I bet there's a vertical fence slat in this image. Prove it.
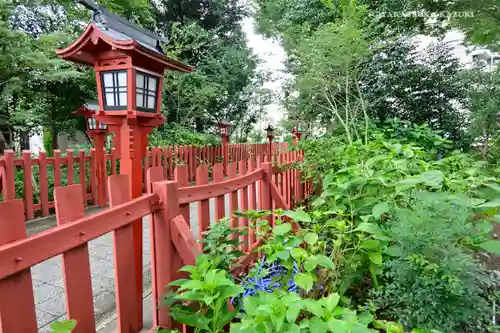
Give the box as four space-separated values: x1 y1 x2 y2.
145 166 166 327
3 150 15 201
228 162 238 230
79 150 86 206
108 175 139 332
54 150 62 188
175 165 190 224
196 164 210 242
213 163 225 221
67 150 74 185
22 151 34 220
90 149 98 205
151 180 182 329
0 200 38 333
111 148 117 175
248 157 257 246
261 162 273 228
238 160 249 252
54 185 95 333
39 152 50 216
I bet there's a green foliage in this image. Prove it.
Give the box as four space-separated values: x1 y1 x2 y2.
163 219 244 333
50 320 76 333
150 123 219 147
370 192 500 332
231 291 378 333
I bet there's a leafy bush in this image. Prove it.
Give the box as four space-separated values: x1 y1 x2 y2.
370 192 500 332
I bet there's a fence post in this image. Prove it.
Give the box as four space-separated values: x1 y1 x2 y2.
22 150 34 220
0 200 38 332
151 180 181 329
3 150 16 201
261 162 273 227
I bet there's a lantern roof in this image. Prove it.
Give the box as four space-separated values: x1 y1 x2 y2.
57 0 193 73
72 100 99 117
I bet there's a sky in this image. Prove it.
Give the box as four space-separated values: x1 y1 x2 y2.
241 16 287 129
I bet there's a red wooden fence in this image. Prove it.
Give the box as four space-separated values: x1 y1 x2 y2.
0 142 286 221
0 154 305 333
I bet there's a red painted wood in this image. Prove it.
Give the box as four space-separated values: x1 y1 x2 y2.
39 151 50 217
212 164 225 221
144 148 151 186
90 149 98 205
171 215 200 266
22 151 34 220
175 165 190 226
66 150 74 185
270 181 290 210
0 200 38 333
248 158 257 246
108 175 139 333
119 123 147 330
79 150 87 206
238 160 249 252
151 180 180 329
54 150 62 189
196 165 210 242
168 146 173 180
145 166 166 327
189 145 195 182
227 163 238 230
178 169 263 205
163 147 168 178
0 193 158 281
2 151 15 201
111 148 117 175
55 185 96 333
261 162 273 227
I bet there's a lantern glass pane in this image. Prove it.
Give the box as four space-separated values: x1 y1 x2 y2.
117 72 127 86
101 70 128 110
105 93 115 106
135 71 158 112
147 96 155 108
136 93 143 107
149 77 158 92
136 73 144 89
119 93 127 106
103 73 114 88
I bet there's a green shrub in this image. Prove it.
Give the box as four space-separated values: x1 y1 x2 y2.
370 192 500 332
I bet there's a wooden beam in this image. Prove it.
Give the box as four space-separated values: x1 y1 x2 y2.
170 215 200 266
177 168 264 205
270 180 290 210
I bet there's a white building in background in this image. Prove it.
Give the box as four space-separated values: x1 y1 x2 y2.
468 49 500 70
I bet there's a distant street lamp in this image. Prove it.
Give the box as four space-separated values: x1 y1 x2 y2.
216 121 232 175
265 124 275 160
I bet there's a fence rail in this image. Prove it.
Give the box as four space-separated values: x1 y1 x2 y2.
0 151 309 333
0 142 286 221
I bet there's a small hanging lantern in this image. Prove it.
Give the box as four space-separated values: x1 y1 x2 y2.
217 121 232 137
265 124 275 139
72 101 107 136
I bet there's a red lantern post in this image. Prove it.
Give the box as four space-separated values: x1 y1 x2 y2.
58 4 193 328
73 102 108 207
217 122 232 176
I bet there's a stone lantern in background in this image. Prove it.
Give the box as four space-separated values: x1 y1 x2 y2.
57 0 193 329
216 121 232 175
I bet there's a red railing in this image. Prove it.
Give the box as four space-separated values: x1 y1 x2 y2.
0 153 306 333
0 142 283 221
